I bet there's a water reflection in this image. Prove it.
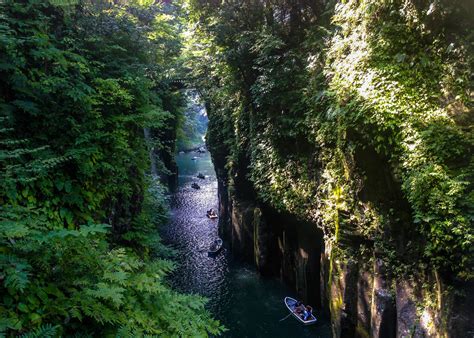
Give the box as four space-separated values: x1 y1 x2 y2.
161 151 331 337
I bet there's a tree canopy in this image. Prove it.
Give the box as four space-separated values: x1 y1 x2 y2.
185 0 473 279
1 0 472 336
0 0 223 336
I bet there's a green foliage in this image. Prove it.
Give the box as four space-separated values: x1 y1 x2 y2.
20 324 60 338
186 0 473 279
0 0 223 336
176 91 208 151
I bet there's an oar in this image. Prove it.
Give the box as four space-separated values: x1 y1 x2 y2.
279 313 292 322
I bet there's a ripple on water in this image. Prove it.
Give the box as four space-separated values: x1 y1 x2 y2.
161 152 331 337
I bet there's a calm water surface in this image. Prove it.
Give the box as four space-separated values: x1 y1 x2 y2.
161 151 331 337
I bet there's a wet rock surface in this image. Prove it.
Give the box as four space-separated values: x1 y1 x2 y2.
215 178 474 337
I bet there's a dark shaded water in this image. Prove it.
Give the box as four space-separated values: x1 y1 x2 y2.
161 151 331 337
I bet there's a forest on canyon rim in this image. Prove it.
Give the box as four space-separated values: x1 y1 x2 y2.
0 0 472 337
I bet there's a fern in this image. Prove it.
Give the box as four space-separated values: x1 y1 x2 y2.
0 254 31 292
19 324 60 338
85 283 126 307
0 0 224 336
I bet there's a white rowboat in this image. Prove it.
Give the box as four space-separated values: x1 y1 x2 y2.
284 297 317 325
208 238 223 255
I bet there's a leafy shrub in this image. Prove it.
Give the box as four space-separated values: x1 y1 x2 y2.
0 0 224 336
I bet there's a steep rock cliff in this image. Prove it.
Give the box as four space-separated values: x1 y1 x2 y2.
191 0 473 336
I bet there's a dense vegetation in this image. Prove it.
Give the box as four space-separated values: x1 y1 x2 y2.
1 0 472 335
186 0 473 291
176 91 208 151
0 0 223 336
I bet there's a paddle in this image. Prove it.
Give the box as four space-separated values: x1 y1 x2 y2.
279 313 292 322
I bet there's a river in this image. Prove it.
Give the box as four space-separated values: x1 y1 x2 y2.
161 151 332 337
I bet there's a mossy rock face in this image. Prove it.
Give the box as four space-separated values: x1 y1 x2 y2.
355 323 370 338
396 279 428 337
253 207 269 272
201 0 473 279
192 0 474 336
229 197 257 261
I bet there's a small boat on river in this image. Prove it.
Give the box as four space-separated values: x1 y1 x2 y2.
284 297 317 325
208 238 223 255
197 173 205 179
206 208 218 219
191 182 200 189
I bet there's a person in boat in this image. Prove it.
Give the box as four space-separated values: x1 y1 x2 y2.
207 208 217 217
303 305 313 321
294 301 305 315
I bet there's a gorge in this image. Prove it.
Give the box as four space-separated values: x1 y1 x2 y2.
189 1 474 337
0 0 472 337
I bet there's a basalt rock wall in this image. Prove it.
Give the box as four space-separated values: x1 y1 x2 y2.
216 176 323 305
212 158 473 338
200 1 474 336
